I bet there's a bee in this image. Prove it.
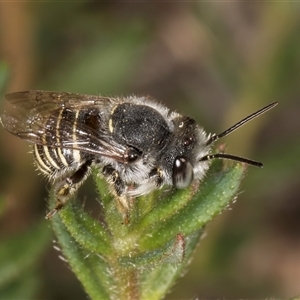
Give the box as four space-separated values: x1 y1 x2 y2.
0 90 277 221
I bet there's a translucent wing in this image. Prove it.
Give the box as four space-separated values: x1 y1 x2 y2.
4 90 111 109
1 90 127 162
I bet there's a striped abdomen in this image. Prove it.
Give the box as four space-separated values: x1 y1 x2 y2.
33 108 83 177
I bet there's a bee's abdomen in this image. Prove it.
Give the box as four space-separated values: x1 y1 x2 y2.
33 143 79 176
33 108 82 176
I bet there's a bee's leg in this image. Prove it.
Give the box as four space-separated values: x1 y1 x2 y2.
45 160 92 219
149 167 164 188
102 165 130 224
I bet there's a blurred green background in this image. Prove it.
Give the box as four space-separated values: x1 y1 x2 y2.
0 2 299 299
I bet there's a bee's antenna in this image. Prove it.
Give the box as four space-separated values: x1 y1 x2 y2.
206 102 278 146
199 153 263 168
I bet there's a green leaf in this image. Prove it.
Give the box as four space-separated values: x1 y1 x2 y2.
118 233 187 268
58 202 112 256
50 160 246 300
138 162 246 250
140 230 203 300
51 210 113 300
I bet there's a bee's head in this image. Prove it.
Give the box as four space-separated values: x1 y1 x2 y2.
168 116 210 189
171 101 278 189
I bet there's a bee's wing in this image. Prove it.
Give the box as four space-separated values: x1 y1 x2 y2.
4 90 113 109
1 90 127 162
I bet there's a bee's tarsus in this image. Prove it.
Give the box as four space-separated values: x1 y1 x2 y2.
45 207 58 219
45 200 65 219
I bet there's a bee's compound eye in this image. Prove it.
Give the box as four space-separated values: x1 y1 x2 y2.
172 156 194 189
